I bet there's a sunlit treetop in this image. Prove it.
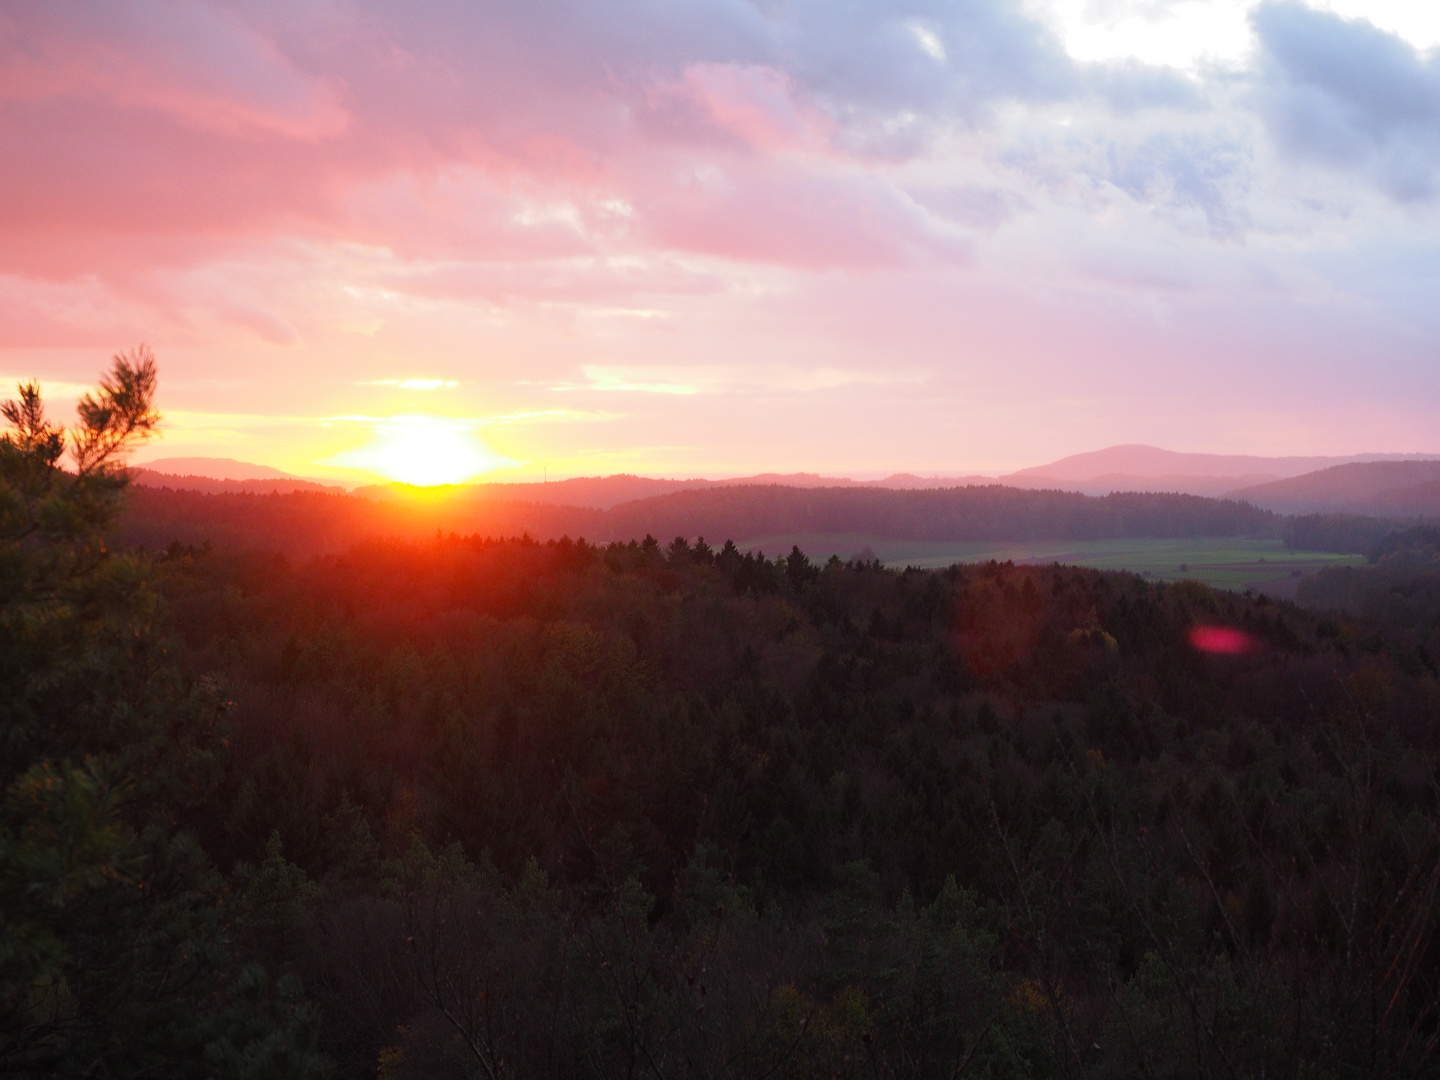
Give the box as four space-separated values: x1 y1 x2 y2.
1 345 160 546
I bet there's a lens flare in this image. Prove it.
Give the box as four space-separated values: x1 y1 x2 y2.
1189 625 1259 655
326 415 517 485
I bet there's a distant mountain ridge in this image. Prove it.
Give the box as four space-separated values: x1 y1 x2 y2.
1012 473 1282 498
130 447 1440 507
134 459 993 508
347 472 993 509
135 457 299 481
130 469 346 497
1230 461 1440 515
1002 445 1440 497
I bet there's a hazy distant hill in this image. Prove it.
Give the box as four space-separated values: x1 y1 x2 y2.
135 456 300 481
126 448 1440 512
712 471 993 490
356 471 995 509
355 474 714 509
1231 461 1440 514
130 469 345 496
1003 444 1440 497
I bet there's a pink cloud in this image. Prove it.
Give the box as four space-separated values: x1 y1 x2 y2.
635 158 967 269
643 64 834 154
0 273 149 348
371 255 726 308
1 1 347 139
0 0 961 288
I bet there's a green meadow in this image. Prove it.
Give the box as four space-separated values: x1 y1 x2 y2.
735 534 1367 594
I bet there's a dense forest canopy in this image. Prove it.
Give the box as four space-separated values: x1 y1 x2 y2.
147 530 1440 1079
7 361 1440 1078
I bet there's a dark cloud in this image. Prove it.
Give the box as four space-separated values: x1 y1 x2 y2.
1252 1 1440 199
1105 132 1251 236
336 0 1078 147
771 0 1075 119
1088 60 1207 115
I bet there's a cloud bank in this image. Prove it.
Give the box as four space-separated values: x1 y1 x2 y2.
1 0 1438 475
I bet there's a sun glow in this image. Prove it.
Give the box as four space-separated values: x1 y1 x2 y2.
325 415 518 485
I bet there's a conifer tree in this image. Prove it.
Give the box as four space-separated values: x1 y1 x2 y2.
0 348 323 1078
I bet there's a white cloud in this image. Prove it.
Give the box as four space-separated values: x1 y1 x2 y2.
1027 1 1440 73
1311 0 1440 50
362 378 461 389
909 23 948 62
1027 0 1257 70
555 363 923 397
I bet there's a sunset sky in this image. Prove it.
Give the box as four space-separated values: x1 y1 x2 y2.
3 0 1439 484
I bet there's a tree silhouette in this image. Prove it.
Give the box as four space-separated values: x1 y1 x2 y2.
0 349 322 1078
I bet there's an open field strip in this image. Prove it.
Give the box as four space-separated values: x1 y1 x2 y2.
735 534 1367 594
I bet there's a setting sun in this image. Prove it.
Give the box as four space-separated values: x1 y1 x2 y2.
326 415 517 485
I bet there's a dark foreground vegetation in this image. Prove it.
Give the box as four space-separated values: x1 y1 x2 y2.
1299 526 1440 654
7 361 1440 1078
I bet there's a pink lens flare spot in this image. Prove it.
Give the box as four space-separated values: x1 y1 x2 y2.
1189 625 1260 655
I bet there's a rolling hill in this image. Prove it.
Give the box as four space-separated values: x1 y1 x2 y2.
1230 460 1440 514
130 469 346 496
135 448 1440 506
356 471 997 509
1001 444 1440 497
134 456 302 481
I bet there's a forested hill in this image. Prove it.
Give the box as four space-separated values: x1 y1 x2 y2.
602 484 1276 543
118 486 599 555
119 481 1280 554
148 533 1440 1077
